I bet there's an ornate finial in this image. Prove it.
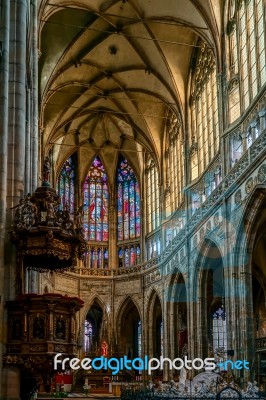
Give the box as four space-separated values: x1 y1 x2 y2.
42 156 51 186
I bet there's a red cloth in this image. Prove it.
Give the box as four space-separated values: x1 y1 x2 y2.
55 373 73 384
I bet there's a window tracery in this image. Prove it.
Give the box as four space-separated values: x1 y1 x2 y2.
117 157 141 267
146 157 160 232
82 157 109 269
147 233 161 259
165 112 184 213
190 44 219 179
212 306 227 362
57 155 76 215
84 320 93 354
83 156 109 242
226 0 266 124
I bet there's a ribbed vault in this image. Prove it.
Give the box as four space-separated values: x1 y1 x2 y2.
39 0 221 175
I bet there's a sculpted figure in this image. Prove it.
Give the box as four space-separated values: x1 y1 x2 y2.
42 156 51 182
46 194 55 220
33 316 45 339
22 194 38 228
63 202 74 232
55 318 66 340
75 205 84 234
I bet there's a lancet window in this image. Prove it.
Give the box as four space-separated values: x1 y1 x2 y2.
190 44 219 180
226 0 266 124
57 155 76 214
146 157 160 232
117 157 141 267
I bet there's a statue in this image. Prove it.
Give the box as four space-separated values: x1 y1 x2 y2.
179 366 187 385
55 318 66 340
42 156 51 183
62 202 74 232
46 194 55 220
11 319 22 340
55 209 64 228
33 316 45 339
22 194 38 228
75 205 84 234
10 195 37 229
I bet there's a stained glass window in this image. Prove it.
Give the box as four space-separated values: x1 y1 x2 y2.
117 157 140 240
146 157 160 232
84 320 93 354
160 321 163 357
85 246 109 269
83 156 108 242
57 156 76 214
212 307 227 360
165 112 184 213
190 44 219 179
138 321 142 358
226 0 265 124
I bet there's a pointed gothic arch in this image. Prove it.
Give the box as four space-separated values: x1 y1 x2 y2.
167 271 188 359
193 239 225 361
116 296 142 362
146 290 163 360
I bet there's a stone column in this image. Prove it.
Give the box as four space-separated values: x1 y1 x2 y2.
23 305 28 341
217 73 226 175
109 204 116 269
222 202 236 368
238 269 254 379
0 0 10 394
258 110 266 132
7 0 27 203
168 297 175 380
162 292 170 381
25 87 31 194
195 269 208 361
70 308 76 344
5 0 28 302
47 303 54 341
31 0 39 191
250 121 258 142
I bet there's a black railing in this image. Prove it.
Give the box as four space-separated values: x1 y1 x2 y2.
120 385 266 400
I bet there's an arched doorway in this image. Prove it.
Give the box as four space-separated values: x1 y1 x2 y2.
233 190 266 383
196 240 225 363
251 226 266 384
167 273 188 358
118 298 141 362
84 299 104 356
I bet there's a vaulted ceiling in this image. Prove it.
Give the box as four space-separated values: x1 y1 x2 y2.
39 0 221 178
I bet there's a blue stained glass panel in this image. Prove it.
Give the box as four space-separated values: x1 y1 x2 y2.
58 156 76 215
116 157 141 240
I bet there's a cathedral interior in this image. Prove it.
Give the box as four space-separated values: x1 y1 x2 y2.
0 0 266 399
